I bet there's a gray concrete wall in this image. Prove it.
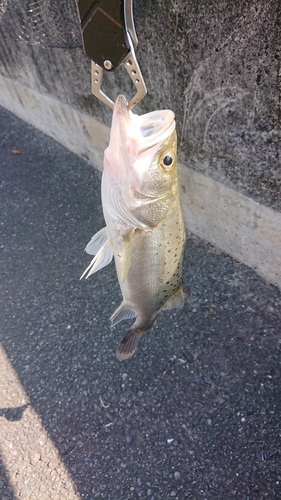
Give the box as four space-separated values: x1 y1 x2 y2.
0 0 280 287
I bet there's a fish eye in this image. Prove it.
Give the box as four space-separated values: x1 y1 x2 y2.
160 152 175 171
164 155 173 166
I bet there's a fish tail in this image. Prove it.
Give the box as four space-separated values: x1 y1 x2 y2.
116 329 142 361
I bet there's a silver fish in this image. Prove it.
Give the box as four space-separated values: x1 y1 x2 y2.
81 95 186 360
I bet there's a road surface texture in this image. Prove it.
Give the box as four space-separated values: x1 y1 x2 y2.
1 105 281 499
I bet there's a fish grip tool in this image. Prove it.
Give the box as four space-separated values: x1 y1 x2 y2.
77 0 147 110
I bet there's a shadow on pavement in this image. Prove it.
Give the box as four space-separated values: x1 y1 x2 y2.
0 405 30 422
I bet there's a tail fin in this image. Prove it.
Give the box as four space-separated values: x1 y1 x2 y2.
116 329 142 361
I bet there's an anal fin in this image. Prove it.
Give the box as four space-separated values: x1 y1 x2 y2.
110 302 136 327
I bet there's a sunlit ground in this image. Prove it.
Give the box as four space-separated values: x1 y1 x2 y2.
0 345 80 500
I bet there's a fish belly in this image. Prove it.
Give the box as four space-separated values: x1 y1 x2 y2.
110 202 186 329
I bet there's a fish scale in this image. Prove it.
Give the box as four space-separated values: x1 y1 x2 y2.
82 95 186 360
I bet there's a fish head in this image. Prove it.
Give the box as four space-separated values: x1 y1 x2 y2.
104 95 178 217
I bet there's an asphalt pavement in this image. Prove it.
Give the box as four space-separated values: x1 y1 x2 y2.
1 105 281 500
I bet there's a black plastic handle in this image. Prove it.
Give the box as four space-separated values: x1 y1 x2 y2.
77 0 130 71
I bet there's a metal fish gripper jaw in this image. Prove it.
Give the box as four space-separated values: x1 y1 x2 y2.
77 0 147 110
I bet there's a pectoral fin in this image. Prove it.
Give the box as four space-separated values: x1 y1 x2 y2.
80 239 113 279
85 227 108 255
163 286 184 310
120 230 134 283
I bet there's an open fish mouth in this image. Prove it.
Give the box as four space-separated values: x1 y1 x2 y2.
116 95 175 150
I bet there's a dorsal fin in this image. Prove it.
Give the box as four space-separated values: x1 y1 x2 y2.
163 286 184 310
